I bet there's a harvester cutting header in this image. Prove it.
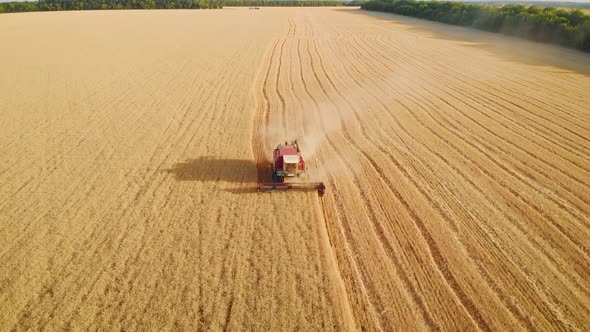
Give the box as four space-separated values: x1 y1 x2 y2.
258 139 326 196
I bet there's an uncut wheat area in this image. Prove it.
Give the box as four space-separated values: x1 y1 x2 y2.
0 7 589 331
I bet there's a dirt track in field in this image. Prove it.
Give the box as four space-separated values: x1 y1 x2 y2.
1 7 589 331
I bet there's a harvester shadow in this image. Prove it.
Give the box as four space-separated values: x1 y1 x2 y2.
163 156 258 183
222 187 260 194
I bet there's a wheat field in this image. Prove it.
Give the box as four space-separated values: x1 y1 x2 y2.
1 7 589 330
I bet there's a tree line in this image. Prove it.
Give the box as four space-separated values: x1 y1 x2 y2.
0 0 357 13
0 0 222 12
361 0 590 52
224 1 348 7
468 1 590 11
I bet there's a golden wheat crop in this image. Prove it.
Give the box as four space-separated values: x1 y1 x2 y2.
1 7 589 331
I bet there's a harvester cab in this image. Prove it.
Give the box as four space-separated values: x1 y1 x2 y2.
258 139 326 196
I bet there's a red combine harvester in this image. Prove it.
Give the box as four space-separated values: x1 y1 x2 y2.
258 140 326 196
